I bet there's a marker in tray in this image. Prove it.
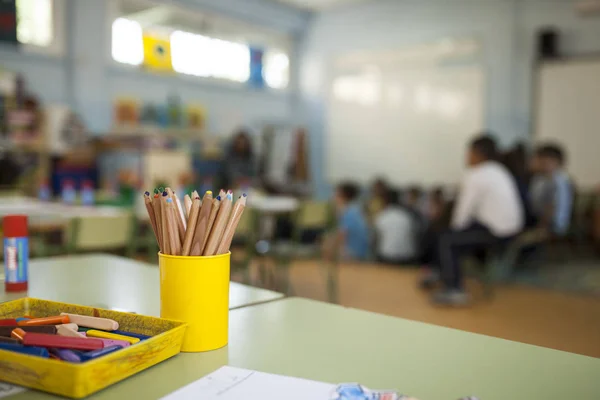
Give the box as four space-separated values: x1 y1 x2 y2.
85 330 140 344
51 348 82 363
18 315 70 326
0 342 49 358
22 332 104 351
57 325 86 338
0 319 18 326
79 345 121 361
0 336 19 344
60 313 119 331
80 333 130 348
0 325 57 336
112 330 151 340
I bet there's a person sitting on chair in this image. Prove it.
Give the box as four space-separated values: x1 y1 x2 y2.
374 189 418 265
323 182 369 262
421 134 524 306
534 144 573 237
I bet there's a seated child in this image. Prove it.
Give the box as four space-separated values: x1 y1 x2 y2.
366 177 389 220
323 182 369 261
374 189 418 264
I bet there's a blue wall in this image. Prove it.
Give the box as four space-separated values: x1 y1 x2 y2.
298 0 600 194
0 0 310 133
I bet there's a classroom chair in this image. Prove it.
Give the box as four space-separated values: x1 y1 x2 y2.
267 200 337 301
230 206 259 285
64 213 135 255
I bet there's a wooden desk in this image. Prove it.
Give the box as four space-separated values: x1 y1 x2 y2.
0 254 284 311
6 298 599 400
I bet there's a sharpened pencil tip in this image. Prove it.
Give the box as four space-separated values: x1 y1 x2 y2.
216 196 221 201
162 191 168 196
144 191 150 196
206 190 212 195
166 198 173 203
242 193 247 197
226 193 232 200
227 190 233 194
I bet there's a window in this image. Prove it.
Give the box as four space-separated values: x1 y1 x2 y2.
170 30 250 83
263 50 289 89
111 18 144 66
16 0 53 47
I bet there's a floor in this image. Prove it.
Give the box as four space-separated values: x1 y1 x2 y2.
235 260 600 358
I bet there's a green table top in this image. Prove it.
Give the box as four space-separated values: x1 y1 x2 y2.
0 254 283 311
6 298 600 400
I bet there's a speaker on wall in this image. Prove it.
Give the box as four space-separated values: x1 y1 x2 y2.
537 28 560 60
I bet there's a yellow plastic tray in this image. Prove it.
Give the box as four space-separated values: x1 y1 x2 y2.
0 298 187 398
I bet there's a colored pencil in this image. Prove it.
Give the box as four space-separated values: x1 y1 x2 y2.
166 187 186 240
161 192 172 255
183 194 192 218
174 192 187 230
152 192 164 251
216 194 247 255
166 198 182 255
203 192 233 256
201 195 221 254
189 191 213 256
181 196 201 256
144 192 161 251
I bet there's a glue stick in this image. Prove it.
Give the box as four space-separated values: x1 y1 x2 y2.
3 215 29 292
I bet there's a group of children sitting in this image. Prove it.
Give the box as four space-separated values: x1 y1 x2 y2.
326 134 575 306
326 179 447 265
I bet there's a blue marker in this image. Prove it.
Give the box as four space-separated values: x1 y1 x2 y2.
112 330 151 340
15 317 30 322
0 343 49 358
79 345 121 361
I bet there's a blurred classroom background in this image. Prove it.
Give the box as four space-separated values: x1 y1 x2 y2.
1 0 600 357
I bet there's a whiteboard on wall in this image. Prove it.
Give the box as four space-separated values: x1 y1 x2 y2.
326 40 485 186
535 59 600 188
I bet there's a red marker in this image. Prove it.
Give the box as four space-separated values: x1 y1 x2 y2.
0 319 17 326
22 333 104 351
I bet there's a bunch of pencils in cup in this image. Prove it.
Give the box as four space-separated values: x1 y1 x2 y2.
143 187 247 256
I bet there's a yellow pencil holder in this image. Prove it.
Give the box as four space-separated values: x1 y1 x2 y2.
159 252 230 352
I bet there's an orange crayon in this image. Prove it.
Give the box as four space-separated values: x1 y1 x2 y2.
18 315 70 326
11 328 27 342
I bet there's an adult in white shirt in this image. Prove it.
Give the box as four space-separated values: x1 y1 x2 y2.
425 135 524 306
374 189 418 264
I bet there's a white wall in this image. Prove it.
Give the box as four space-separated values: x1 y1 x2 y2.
298 0 600 194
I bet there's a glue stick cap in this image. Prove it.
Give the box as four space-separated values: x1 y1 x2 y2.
3 215 28 238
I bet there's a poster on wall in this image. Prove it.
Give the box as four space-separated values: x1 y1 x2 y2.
0 0 18 45
143 33 173 72
249 47 264 88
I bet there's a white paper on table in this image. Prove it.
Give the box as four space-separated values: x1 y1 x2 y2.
0 383 25 399
160 366 336 400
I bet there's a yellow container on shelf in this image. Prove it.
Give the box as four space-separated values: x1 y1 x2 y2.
159 252 230 353
0 298 187 399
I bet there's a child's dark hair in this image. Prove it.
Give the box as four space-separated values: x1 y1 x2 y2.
336 182 360 202
383 188 399 205
407 185 422 198
540 143 566 165
470 134 498 161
